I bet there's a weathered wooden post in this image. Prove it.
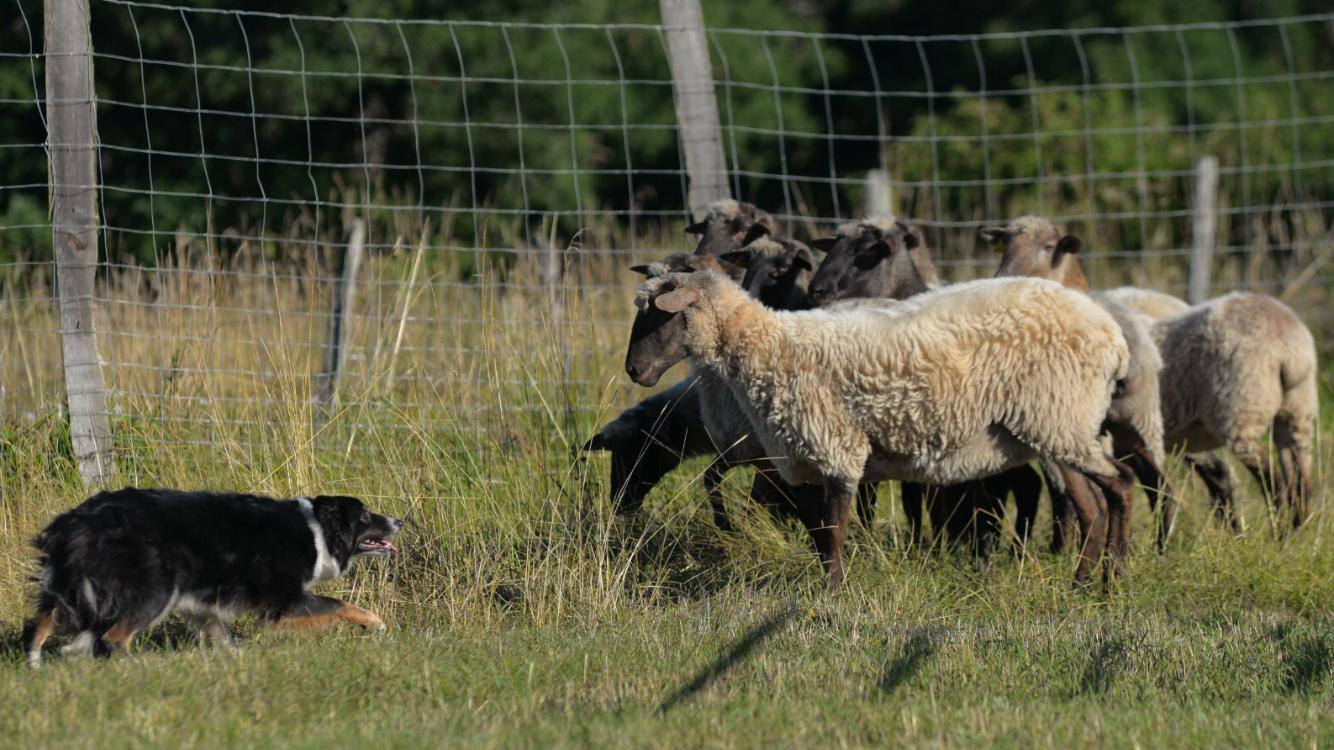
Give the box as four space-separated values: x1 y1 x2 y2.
660 0 731 218
46 0 114 487
1189 156 1218 305
315 218 365 417
864 169 893 218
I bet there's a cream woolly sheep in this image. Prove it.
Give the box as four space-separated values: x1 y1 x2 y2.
988 216 1169 554
990 216 1319 533
1155 293 1318 529
1101 286 1241 532
586 248 859 531
806 220 1043 555
1102 287 1190 320
625 270 1136 590
686 199 783 259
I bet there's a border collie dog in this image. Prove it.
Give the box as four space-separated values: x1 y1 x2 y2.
21 488 402 666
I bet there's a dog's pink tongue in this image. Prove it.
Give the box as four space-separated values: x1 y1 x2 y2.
386 540 399 556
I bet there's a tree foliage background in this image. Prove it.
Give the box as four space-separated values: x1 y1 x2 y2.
0 0 1330 266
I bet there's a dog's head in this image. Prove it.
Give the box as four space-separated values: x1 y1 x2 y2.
310 495 403 568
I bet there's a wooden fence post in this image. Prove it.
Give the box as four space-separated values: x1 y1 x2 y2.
660 0 731 218
46 0 113 488
315 218 365 417
1189 156 1218 305
864 169 893 218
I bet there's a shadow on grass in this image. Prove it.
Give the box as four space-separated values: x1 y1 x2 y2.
877 628 935 696
1272 622 1333 694
659 601 798 713
1076 633 1126 696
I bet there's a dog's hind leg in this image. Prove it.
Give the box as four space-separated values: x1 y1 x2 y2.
275 595 387 632
21 608 58 668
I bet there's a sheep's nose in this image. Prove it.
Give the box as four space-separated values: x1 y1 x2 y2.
625 363 641 381
808 284 828 303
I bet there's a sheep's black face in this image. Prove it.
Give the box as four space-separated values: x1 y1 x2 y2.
689 207 778 260
625 284 696 387
807 224 928 305
740 249 814 310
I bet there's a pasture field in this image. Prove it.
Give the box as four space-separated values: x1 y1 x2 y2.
0 241 1330 748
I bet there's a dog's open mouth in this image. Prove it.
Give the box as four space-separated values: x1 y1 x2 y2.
357 537 399 556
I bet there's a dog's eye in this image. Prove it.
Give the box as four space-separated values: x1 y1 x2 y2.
360 510 371 524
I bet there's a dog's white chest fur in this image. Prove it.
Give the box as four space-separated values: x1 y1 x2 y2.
297 497 341 583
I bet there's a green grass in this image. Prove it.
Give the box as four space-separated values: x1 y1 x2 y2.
1 405 1331 747
0 236 1331 747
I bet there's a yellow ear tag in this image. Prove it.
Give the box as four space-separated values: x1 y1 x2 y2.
992 241 1005 255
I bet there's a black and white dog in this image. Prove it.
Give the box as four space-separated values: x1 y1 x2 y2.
21 488 402 666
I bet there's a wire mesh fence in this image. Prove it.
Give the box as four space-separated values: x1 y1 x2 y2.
1 1 1331 472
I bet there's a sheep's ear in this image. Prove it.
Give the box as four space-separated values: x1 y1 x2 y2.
810 236 837 253
718 251 750 269
897 222 921 250
980 227 1009 253
739 222 771 246
792 246 815 272
684 219 709 235
654 287 700 313
629 264 652 277
853 239 892 269
1054 235 1082 259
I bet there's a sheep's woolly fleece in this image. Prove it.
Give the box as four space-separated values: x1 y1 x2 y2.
637 271 1130 487
1154 291 1318 477
704 199 744 221
1102 286 1191 321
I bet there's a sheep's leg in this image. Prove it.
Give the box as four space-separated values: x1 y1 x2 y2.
748 464 801 525
1046 471 1076 555
970 482 1004 562
1184 453 1241 533
609 439 682 515
1086 458 1137 580
998 465 1042 550
928 483 971 549
900 482 925 549
1125 445 1170 552
1233 437 1289 535
703 460 734 532
810 477 856 592
1056 465 1107 587
1273 415 1314 529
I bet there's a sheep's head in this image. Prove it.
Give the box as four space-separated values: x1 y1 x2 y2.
629 252 737 281
625 272 719 387
987 216 1088 291
722 236 817 311
687 200 782 258
806 218 930 305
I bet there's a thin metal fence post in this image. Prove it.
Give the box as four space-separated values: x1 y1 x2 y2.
1190 156 1218 305
315 218 365 418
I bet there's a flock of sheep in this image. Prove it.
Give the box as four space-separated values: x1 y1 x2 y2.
581 200 1319 590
